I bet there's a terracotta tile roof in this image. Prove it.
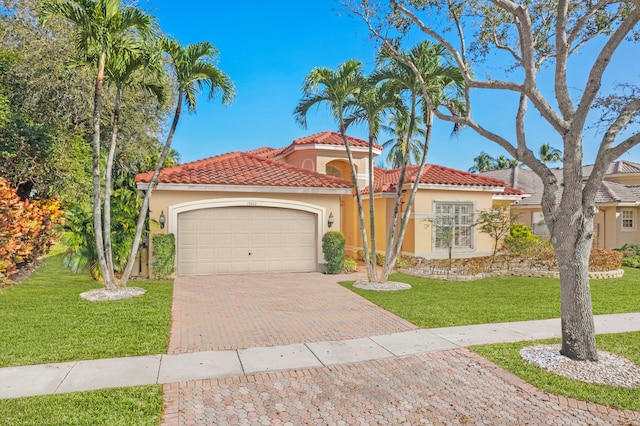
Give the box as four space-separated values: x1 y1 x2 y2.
135 152 352 189
368 164 510 193
245 147 283 159
276 131 383 158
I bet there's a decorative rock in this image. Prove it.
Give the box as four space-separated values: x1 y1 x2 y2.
80 287 146 302
353 280 411 292
520 344 640 388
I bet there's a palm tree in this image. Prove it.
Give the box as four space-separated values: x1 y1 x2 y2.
469 152 496 173
102 41 166 282
376 41 466 281
345 79 401 280
40 0 153 291
381 111 426 169
120 37 235 286
294 60 380 279
494 154 520 170
539 143 562 165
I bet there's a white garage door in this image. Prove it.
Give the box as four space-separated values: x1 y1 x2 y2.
177 206 317 275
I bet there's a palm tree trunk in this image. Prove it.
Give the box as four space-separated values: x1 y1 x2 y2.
381 110 432 282
338 116 374 280
103 87 122 287
120 90 184 287
367 127 378 282
380 97 417 281
92 53 114 291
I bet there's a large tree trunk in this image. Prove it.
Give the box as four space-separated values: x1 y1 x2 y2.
553 208 598 361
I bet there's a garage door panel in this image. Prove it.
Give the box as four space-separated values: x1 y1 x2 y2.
177 206 317 275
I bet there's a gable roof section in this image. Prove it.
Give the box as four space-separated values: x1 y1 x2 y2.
369 164 518 193
275 131 382 158
583 160 640 177
135 152 352 189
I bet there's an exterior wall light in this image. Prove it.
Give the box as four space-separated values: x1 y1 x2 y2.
328 212 335 228
159 210 166 229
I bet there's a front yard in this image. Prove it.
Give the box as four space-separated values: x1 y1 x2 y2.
342 269 640 328
343 270 640 412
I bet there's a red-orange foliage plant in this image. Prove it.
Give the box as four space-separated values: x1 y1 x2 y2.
0 178 62 284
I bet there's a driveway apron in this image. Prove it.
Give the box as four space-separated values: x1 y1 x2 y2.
168 273 417 354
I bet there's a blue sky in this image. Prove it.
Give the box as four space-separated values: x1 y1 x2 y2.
144 1 640 171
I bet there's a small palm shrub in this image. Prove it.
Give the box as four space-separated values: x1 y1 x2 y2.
322 231 345 274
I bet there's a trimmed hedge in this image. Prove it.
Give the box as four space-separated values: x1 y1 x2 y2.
151 233 175 279
342 257 357 273
322 231 345 274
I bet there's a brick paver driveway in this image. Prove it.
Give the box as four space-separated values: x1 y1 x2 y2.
162 273 640 425
168 273 417 354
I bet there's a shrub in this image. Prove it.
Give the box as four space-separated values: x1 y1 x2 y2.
375 252 386 267
622 255 640 268
151 233 175 279
342 256 357 273
503 223 539 255
0 178 62 285
589 248 623 272
322 231 345 274
356 249 365 261
395 256 408 269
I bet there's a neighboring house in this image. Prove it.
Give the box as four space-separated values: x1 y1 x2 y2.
480 161 640 249
136 131 521 276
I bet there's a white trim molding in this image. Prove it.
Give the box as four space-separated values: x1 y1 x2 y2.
167 198 329 269
137 182 351 195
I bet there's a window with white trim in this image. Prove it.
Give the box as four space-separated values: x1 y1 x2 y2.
532 212 549 236
621 209 636 231
433 202 474 250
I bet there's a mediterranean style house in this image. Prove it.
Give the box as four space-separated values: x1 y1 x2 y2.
480 161 640 250
136 131 522 276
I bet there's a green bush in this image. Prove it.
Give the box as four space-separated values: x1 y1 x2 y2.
395 256 408 269
342 256 357 273
151 233 175 279
622 255 640 268
356 249 365 261
322 231 345 274
504 223 539 255
375 252 386 267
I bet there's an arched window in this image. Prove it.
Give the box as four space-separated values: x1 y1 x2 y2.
326 165 342 178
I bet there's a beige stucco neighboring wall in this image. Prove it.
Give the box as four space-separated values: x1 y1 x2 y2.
614 206 640 247
146 188 344 273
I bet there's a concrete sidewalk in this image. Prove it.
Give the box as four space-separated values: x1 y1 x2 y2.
1 312 639 400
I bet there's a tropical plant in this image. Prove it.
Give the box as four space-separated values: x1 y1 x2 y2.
374 40 466 282
494 155 520 170
40 0 154 291
381 111 426 168
469 152 495 173
539 143 562 165
119 38 235 287
294 60 377 277
475 206 520 258
346 78 401 278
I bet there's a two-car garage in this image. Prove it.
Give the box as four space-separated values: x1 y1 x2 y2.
176 205 318 275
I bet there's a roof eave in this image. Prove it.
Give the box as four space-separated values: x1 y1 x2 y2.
136 182 352 195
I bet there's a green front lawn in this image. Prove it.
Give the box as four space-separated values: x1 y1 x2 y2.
0 385 163 426
472 332 640 412
342 269 640 328
0 253 173 368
